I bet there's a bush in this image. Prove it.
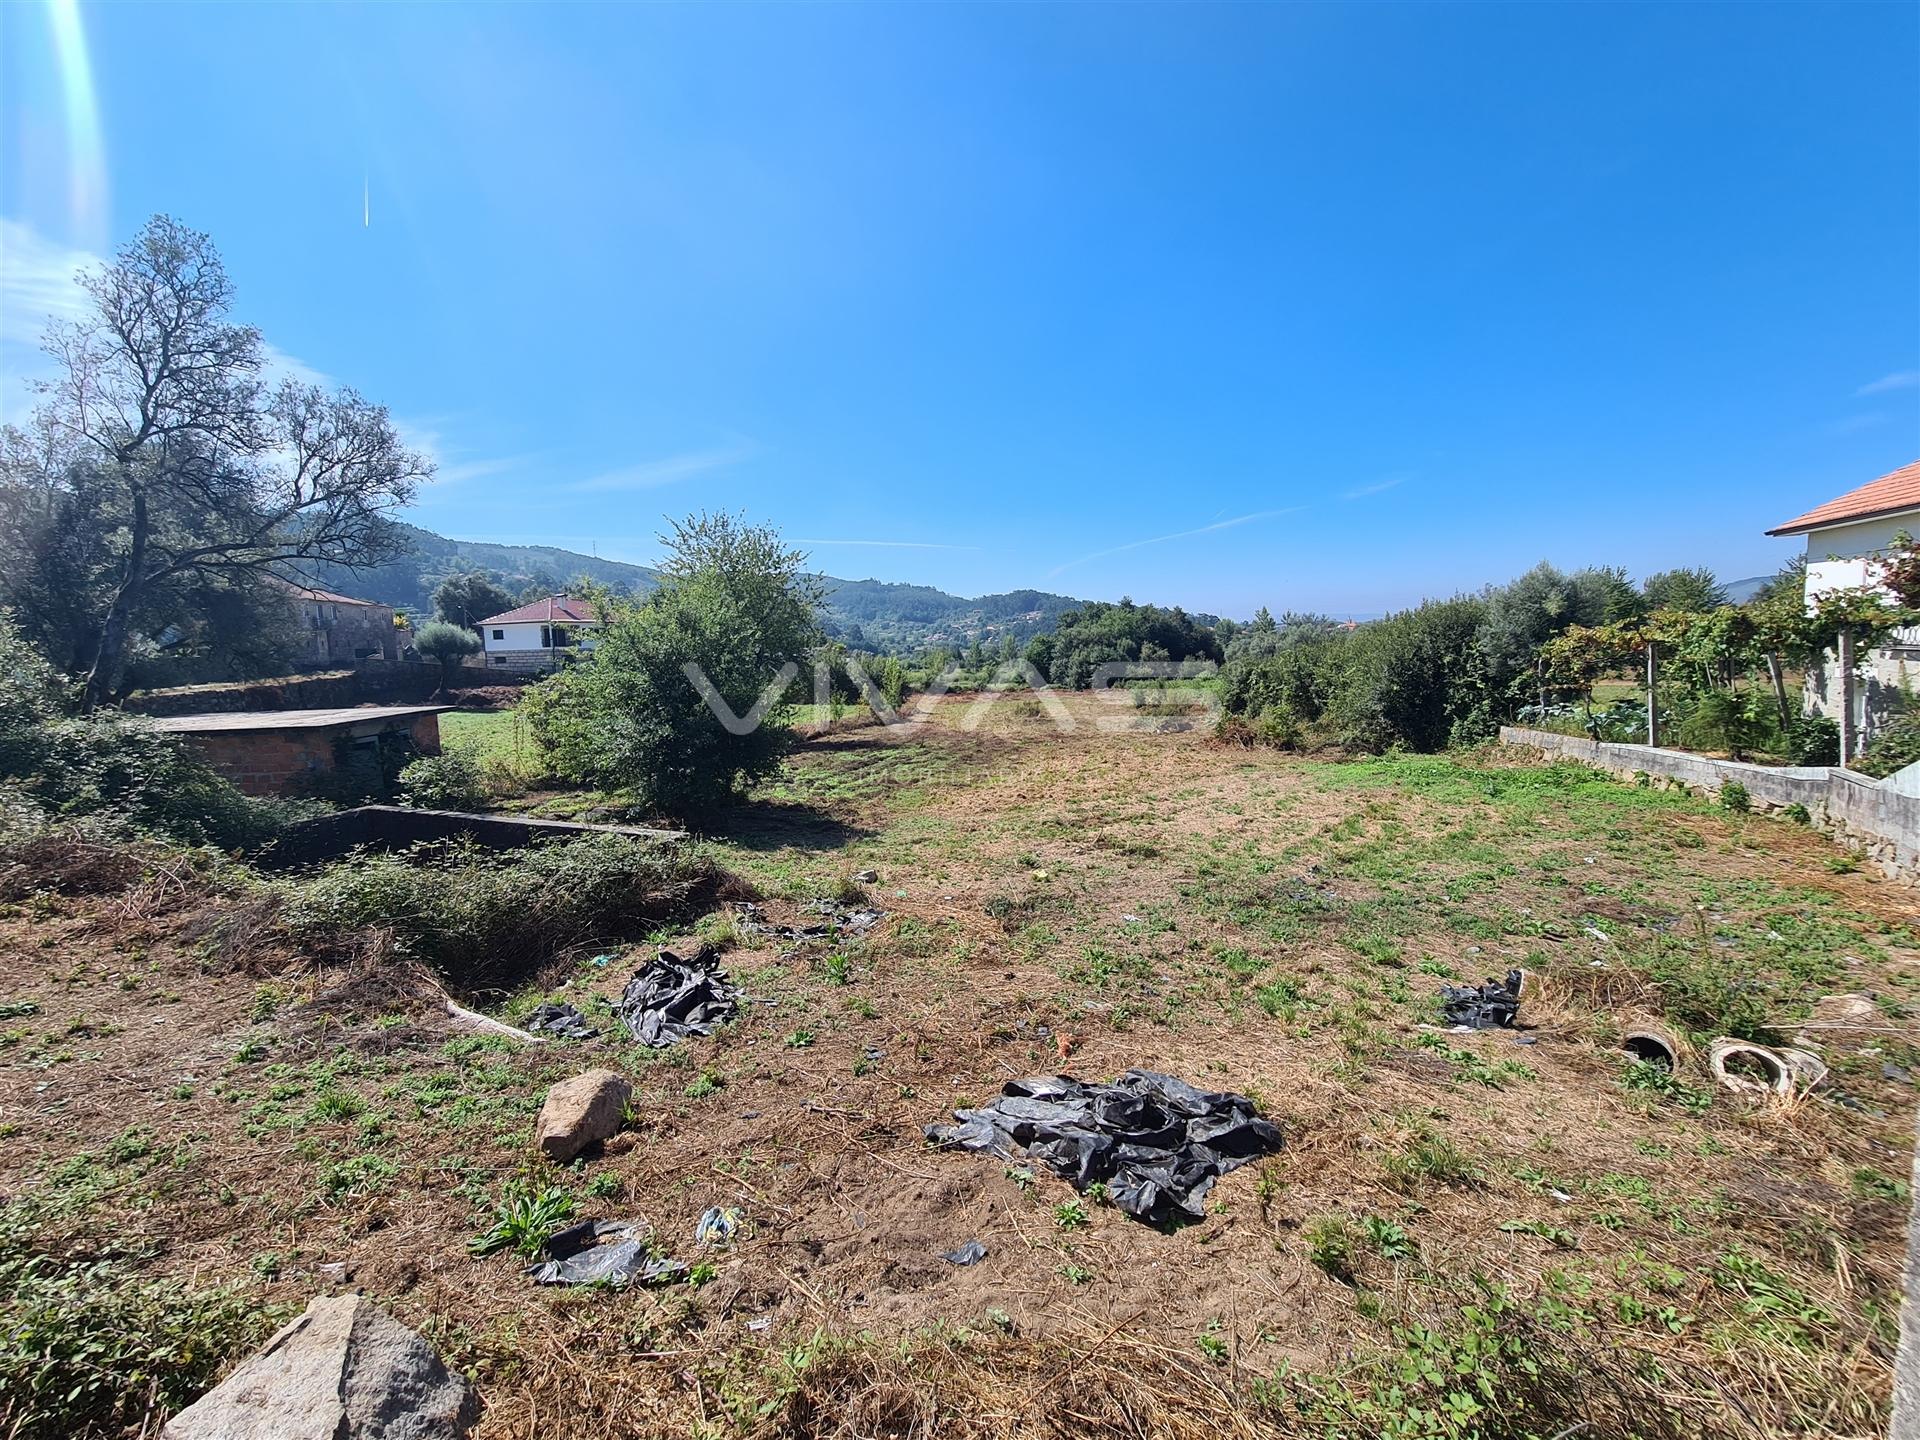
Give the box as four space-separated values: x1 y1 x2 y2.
1719 781 1751 814
278 833 716 980
1856 716 1920 780
0 1200 273 1438
397 745 488 811
0 615 320 849
1782 715 1840 767
522 515 822 818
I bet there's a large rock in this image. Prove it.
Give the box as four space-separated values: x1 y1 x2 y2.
162 1293 478 1439
535 1067 632 1161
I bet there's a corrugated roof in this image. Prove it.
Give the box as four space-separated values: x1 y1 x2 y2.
1767 459 1920 536
476 597 602 626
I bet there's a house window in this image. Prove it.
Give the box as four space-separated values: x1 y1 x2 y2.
541 626 575 648
490 656 507 666
491 629 504 641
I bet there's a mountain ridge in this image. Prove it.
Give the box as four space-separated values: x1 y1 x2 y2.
306 523 1095 651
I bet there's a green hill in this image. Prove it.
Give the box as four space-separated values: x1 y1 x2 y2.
306 524 1091 652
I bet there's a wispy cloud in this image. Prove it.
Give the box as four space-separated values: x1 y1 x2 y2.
0 219 100 421
794 537 981 551
571 441 758 493
1343 474 1408 500
1825 413 1888 437
1857 370 1920 396
1047 507 1306 578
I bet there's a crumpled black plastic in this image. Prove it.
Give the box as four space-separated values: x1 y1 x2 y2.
524 1002 599 1040
1439 969 1522 1029
737 900 884 942
524 1219 688 1287
941 1239 987 1265
616 946 740 1047
925 1069 1283 1226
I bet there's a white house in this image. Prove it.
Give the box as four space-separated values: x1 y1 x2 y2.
476 596 604 671
1767 458 1920 753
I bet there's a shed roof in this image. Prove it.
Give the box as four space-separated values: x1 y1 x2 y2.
149 705 450 734
1767 459 1920 536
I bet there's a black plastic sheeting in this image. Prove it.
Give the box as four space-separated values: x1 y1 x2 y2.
1439 969 1523 1029
926 1070 1283 1226
941 1239 988 1266
737 900 884 943
616 945 741 1048
525 1219 687 1287
524 1003 599 1040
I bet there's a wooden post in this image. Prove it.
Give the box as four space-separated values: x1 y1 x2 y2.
1837 626 1856 767
1645 641 1658 747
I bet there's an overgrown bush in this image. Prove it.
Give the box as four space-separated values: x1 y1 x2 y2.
0 615 321 849
522 515 821 818
278 833 717 980
1856 715 1920 779
0 1198 273 1438
398 745 488 811
1782 715 1840 766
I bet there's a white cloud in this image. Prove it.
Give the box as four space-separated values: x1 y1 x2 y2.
0 218 99 421
1047 506 1307 578
571 441 758 493
1825 413 1888 437
1857 370 1920 396
1343 474 1408 500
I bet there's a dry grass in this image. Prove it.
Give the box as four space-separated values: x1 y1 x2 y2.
2 694 1916 1439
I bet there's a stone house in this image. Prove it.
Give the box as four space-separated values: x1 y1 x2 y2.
270 578 401 669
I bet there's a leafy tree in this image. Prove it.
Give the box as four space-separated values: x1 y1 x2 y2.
2 215 427 706
433 571 516 632
1641 567 1728 613
1478 563 1613 711
412 621 481 695
1037 600 1222 688
521 513 823 818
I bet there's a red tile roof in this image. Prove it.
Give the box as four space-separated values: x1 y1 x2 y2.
1767 459 1920 536
268 576 387 608
476 596 603 626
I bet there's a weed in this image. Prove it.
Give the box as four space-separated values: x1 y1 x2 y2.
1197 1330 1229 1364
684 1068 724 1099
1058 1262 1093 1285
1005 1166 1035 1193
783 1029 817 1049
1621 1059 1713 1114
1364 1216 1415 1261
823 953 851 986
1719 781 1751 814
469 1181 576 1259
1304 1215 1355 1280
1382 1124 1480 1192
1053 1199 1090 1230
1851 1167 1910 1203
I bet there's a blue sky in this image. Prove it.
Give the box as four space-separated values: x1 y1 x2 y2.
2 1 1915 617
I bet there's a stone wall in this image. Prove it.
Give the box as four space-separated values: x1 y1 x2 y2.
125 664 535 716
1499 726 1920 882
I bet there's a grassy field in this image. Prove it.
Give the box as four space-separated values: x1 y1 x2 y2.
3 694 1916 1438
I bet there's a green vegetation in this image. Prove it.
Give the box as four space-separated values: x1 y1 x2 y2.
521 514 823 818
468 1181 575 1258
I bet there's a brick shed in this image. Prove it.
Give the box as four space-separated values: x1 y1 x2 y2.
149 706 449 797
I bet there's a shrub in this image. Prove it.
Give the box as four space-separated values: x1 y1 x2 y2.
397 745 488 811
522 515 822 819
412 621 481 694
0 615 320 850
1856 715 1920 780
1782 715 1840 767
0 1200 274 1438
1719 781 1751 814
278 833 715 981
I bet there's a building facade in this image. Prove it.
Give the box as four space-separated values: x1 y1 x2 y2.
477 597 604 671
271 579 401 670
1767 459 1920 752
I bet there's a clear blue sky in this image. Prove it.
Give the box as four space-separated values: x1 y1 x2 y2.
2 1 1915 617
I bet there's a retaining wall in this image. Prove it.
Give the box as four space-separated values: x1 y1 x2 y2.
125 662 536 716
1499 726 1920 882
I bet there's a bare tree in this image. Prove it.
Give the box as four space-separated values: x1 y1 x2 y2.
23 215 429 707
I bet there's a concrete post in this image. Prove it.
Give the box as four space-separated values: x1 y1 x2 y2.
1838 627 1857 767
1645 642 1658 748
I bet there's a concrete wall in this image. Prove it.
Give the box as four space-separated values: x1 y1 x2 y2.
1796 512 1920 744
1499 725 1920 881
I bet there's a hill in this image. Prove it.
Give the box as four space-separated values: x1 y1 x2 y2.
306 524 1091 652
